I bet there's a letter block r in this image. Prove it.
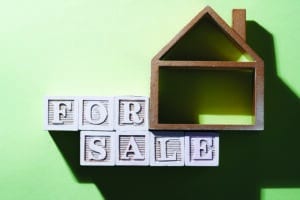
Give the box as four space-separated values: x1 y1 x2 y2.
115 96 149 131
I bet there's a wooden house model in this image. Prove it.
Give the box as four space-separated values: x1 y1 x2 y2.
150 6 264 130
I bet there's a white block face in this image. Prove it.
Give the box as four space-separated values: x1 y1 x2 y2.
79 97 114 130
115 96 149 131
185 133 219 166
44 96 78 131
150 132 184 166
116 131 149 166
80 131 115 166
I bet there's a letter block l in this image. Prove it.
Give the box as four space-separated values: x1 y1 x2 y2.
150 132 184 166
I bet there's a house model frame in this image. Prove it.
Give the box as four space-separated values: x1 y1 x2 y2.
150 6 264 131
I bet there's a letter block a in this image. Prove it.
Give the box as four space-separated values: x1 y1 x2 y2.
115 96 149 131
150 132 184 166
79 97 114 130
80 131 115 166
185 132 219 166
44 96 78 131
116 131 149 166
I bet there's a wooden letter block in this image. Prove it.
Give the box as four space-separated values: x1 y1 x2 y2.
185 132 219 166
79 97 114 130
115 96 149 131
44 96 78 131
150 132 184 166
80 131 115 166
116 131 149 166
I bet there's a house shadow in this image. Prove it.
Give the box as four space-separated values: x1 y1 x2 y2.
49 21 300 200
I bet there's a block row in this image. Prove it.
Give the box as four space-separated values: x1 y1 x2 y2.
81 131 219 166
44 96 149 131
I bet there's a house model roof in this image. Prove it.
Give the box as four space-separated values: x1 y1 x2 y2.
150 6 264 131
153 6 263 63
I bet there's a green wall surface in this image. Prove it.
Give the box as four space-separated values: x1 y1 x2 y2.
0 0 299 200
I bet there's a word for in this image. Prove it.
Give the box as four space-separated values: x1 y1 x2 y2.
81 131 219 166
44 96 149 131
44 96 219 166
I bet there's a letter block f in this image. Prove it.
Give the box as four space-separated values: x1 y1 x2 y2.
44 96 78 131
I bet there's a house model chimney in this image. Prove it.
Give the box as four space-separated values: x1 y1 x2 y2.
232 9 246 40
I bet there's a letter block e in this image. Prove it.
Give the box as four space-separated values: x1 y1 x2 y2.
115 96 149 130
44 96 78 131
185 133 219 166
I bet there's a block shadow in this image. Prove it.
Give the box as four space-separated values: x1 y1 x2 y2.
50 21 300 200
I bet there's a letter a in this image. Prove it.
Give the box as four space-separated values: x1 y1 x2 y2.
121 136 144 160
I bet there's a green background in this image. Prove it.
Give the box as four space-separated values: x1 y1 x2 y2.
0 0 299 200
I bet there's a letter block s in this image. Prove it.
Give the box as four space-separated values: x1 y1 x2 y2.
44 96 78 131
115 96 149 130
80 131 116 166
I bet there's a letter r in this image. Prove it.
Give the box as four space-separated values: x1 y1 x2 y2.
122 102 143 124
